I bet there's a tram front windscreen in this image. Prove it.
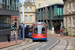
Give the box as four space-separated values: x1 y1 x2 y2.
34 25 45 34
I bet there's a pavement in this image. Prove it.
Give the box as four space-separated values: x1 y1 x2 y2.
48 34 75 39
0 34 30 49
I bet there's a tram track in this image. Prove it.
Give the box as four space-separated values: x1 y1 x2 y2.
21 37 69 50
8 41 44 50
7 42 33 50
64 39 69 50
47 37 69 50
48 38 60 50
22 41 44 50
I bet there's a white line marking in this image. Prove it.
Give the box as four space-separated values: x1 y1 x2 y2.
36 48 39 50
26 42 44 50
42 44 47 47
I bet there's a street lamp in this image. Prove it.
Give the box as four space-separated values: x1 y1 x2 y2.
22 0 25 41
19 0 21 38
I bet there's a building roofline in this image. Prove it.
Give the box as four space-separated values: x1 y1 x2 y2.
63 0 66 1
37 3 63 10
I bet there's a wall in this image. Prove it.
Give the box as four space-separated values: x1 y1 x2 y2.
63 0 75 36
21 2 36 25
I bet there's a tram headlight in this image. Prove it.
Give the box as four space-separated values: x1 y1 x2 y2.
34 34 36 36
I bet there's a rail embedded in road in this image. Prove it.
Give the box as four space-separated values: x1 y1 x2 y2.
47 37 69 50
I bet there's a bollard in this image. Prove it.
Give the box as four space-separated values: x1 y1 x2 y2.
66 32 68 36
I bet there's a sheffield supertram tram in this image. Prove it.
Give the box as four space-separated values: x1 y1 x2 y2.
32 22 47 41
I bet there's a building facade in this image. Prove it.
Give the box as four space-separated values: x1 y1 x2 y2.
36 4 64 34
21 0 36 25
63 0 75 36
30 0 63 9
0 0 19 42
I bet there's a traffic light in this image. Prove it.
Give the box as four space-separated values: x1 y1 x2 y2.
14 22 17 29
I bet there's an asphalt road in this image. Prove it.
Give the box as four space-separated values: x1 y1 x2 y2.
2 36 69 50
2 37 58 50
25 37 58 50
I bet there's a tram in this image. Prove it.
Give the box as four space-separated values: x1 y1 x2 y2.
25 25 33 37
21 25 33 38
28 25 33 37
32 22 47 41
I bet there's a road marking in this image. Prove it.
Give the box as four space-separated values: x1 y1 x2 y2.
36 48 39 50
26 42 44 50
42 44 47 47
67 42 71 50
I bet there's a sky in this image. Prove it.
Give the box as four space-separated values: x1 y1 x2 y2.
20 0 25 3
20 0 33 3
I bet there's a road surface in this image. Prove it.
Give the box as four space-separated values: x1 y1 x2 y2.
1 36 69 50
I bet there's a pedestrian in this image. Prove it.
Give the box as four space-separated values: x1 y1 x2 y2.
6 33 10 42
12 26 14 35
60 25 65 36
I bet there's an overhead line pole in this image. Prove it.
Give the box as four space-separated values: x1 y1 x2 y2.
22 0 25 41
19 0 21 38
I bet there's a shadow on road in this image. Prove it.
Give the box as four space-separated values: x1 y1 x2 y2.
33 40 48 42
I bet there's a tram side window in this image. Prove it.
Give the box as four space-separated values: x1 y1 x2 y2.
42 27 45 33
29 29 33 33
34 27 38 33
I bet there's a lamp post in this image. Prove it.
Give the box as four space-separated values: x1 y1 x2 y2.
19 0 21 38
22 0 25 41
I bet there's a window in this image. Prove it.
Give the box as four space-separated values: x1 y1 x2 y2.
73 1 75 11
65 17 68 28
69 17 71 27
0 15 11 30
69 2 71 12
2 0 5 4
30 7 32 11
39 3 41 7
12 0 17 10
25 15 27 21
73 17 75 27
30 15 32 21
7 0 10 5
16 0 19 7
54 6 57 16
65 4 67 14
25 7 27 11
60 8 63 15
34 25 45 33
